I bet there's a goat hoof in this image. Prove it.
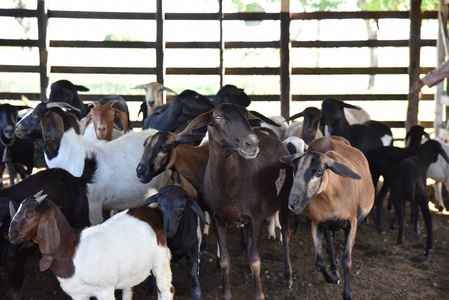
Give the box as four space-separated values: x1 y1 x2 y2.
324 271 340 284
284 280 293 289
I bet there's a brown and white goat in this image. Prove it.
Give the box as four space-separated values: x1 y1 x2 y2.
80 100 130 141
281 135 374 300
178 103 293 300
9 192 174 300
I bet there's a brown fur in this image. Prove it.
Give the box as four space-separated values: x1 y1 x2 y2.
127 206 167 247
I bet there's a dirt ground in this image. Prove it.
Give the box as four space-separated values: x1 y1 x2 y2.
1 184 448 300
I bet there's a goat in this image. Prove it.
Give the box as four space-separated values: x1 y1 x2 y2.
369 125 429 233
285 107 323 144
281 135 374 300
15 102 163 225
142 89 215 132
141 185 208 300
426 138 449 212
133 82 177 120
0 104 36 187
47 79 90 119
0 155 95 300
388 140 449 259
8 192 174 300
178 103 293 300
321 97 393 159
80 100 131 141
213 84 251 107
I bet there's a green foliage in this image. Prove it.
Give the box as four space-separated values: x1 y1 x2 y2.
104 33 142 42
298 0 344 12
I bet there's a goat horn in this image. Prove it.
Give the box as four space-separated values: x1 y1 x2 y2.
46 102 81 112
106 100 118 106
35 194 48 204
34 190 44 198
9 201 17 219
88 101 99 108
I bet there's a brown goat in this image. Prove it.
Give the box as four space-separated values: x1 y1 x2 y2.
281 135 374 300
80 101 129 141
178 103 293 300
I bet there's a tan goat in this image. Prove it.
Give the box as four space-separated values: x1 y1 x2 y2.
281 135 374 300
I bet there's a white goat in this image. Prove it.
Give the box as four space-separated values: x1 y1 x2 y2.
15 103 164 225
426 138 449 211
9 192 174 300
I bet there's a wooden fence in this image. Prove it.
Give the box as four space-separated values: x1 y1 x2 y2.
0 0 438 129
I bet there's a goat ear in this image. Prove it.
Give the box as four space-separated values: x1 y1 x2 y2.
140 194 159 207
80 113 92 135
9 201 17 219
37 209 60 272
41 111 65 153
342 102 361 110
287 111 304 122
187 197 208 225
177 111 213 136
74 84 89 92
280 152 305 165
115 110 130 133
324 157 362 180
439 147 449 164
177 134 205 145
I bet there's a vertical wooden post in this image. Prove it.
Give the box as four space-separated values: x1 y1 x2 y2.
219 0 224 88
156 0 165 85
37 0 49 101
406 0 422 132
280 0 291 119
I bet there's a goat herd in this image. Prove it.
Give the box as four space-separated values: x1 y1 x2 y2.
0 79 448 300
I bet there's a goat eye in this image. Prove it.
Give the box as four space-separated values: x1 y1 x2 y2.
215 116 222 122
315 169 324 177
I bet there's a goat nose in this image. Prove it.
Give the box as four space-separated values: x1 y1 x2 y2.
98 127 105 132
245 134 259 147
136 164 147 176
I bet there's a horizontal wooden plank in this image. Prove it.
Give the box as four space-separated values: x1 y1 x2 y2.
292 11 410 20
292 67 408 75
166 41 221 48
50 66 156 74
0 65 40 72
0 39 39 47
50 40 156 48
0 8 38 18
166 67 220 75
48 10 155 20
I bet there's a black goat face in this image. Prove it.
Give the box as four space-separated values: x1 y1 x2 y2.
15 103 48 141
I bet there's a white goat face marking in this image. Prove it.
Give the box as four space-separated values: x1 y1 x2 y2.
275 168 286 196
380 134 393 146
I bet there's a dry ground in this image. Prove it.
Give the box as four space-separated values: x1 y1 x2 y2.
1 178 448 300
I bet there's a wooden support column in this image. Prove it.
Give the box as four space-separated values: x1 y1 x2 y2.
37 0 49 101
280 0 291 119
219 0 224 88
406 0 422 132
156 0 165 84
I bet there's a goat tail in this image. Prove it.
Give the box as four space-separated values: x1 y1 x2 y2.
79 151 98 186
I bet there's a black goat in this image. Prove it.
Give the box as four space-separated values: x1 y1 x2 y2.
213 84 251 107
0 155 95 300
142 89 215 132
388 139 449 259
369 125 429 233
141 185 207 300
0 104 38 187
47 79 90 119
321 98 393 159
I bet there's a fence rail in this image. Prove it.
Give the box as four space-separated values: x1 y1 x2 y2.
0 0 437 130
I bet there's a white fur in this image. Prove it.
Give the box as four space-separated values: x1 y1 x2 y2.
426 138 449 211
82 122 125 141
58 210 173 300
45 128 164 224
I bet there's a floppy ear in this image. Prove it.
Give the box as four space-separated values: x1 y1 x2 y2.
115 110 130 133
80 113 92 135
187 197 208 225
178 110 213 136
41 111 65 153
140 193 159 207
36 209 60 272
177 134 205 145
342 102 361 110
74 84 89 92
324 157 362 180
280 152 306 165
287 111 304 122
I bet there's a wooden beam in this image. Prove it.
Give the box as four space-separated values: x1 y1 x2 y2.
156 0 165 84
406 0 422 132
280 0 291 119
37 0 49 102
